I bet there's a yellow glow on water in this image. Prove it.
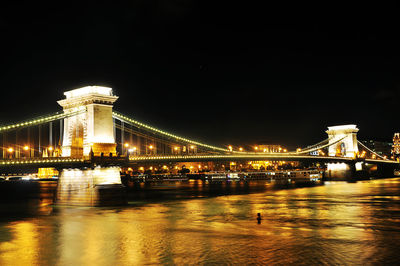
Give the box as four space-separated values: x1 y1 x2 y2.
0 179 399 264
0 222 39 265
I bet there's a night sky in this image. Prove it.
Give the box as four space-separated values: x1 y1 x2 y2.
1 2 399 150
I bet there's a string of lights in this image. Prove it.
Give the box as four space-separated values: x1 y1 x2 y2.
357 140 388 160
129 154 355 161
289 137 346 155
112 111 230 152
0 108 86 132
0 158 84 165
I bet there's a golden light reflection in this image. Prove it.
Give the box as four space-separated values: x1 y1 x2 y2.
0 221 39 265
0 179 394 264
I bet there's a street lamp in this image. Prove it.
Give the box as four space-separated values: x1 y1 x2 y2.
239 147 243 152
48 146 53 157
7 147 13 159
123 143 130 156
129 146 137 155
23 145 30 158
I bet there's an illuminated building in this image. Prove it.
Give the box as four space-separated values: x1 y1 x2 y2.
257 144 285 153
392 133 400 158
360 139 392 157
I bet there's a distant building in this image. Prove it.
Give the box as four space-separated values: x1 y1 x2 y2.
392 133 400 157
257 144 285 153
360 139 392 157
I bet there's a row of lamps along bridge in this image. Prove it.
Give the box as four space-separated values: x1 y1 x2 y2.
1 143 390 160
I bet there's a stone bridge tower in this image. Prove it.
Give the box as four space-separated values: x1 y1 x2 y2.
326 125 359 158
57 86 118 157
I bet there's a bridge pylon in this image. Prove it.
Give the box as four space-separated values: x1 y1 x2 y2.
57 86 119 157
326 125 359 158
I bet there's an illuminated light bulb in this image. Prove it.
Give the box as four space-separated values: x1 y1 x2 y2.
23 146 29 151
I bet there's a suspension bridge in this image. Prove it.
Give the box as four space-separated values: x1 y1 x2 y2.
0 86 396 206
0 86 396 169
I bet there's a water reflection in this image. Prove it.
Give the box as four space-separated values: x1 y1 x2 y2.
1 178 400 264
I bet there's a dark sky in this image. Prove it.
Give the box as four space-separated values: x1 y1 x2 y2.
0 2 399 149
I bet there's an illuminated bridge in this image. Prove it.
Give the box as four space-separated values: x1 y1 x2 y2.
0 86 397 172
0 85 397 206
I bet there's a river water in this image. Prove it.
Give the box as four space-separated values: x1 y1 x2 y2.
1 178 400 265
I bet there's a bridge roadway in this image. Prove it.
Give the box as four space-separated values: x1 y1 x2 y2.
0 154 396 172
127 154 399 165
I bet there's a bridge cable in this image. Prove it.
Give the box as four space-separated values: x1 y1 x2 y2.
357 140 387 160
0 108 86 133
112 111 229 152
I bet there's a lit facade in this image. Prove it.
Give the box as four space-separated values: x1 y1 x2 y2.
361 139 392 157
257 144 284 153
393 133 400 157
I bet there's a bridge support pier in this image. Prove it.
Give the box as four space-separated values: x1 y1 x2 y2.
325 162 356 180
56 166 126 206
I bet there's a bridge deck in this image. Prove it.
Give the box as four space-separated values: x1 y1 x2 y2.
0 154 395 169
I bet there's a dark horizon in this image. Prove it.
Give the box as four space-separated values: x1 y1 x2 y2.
1 3 398 149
